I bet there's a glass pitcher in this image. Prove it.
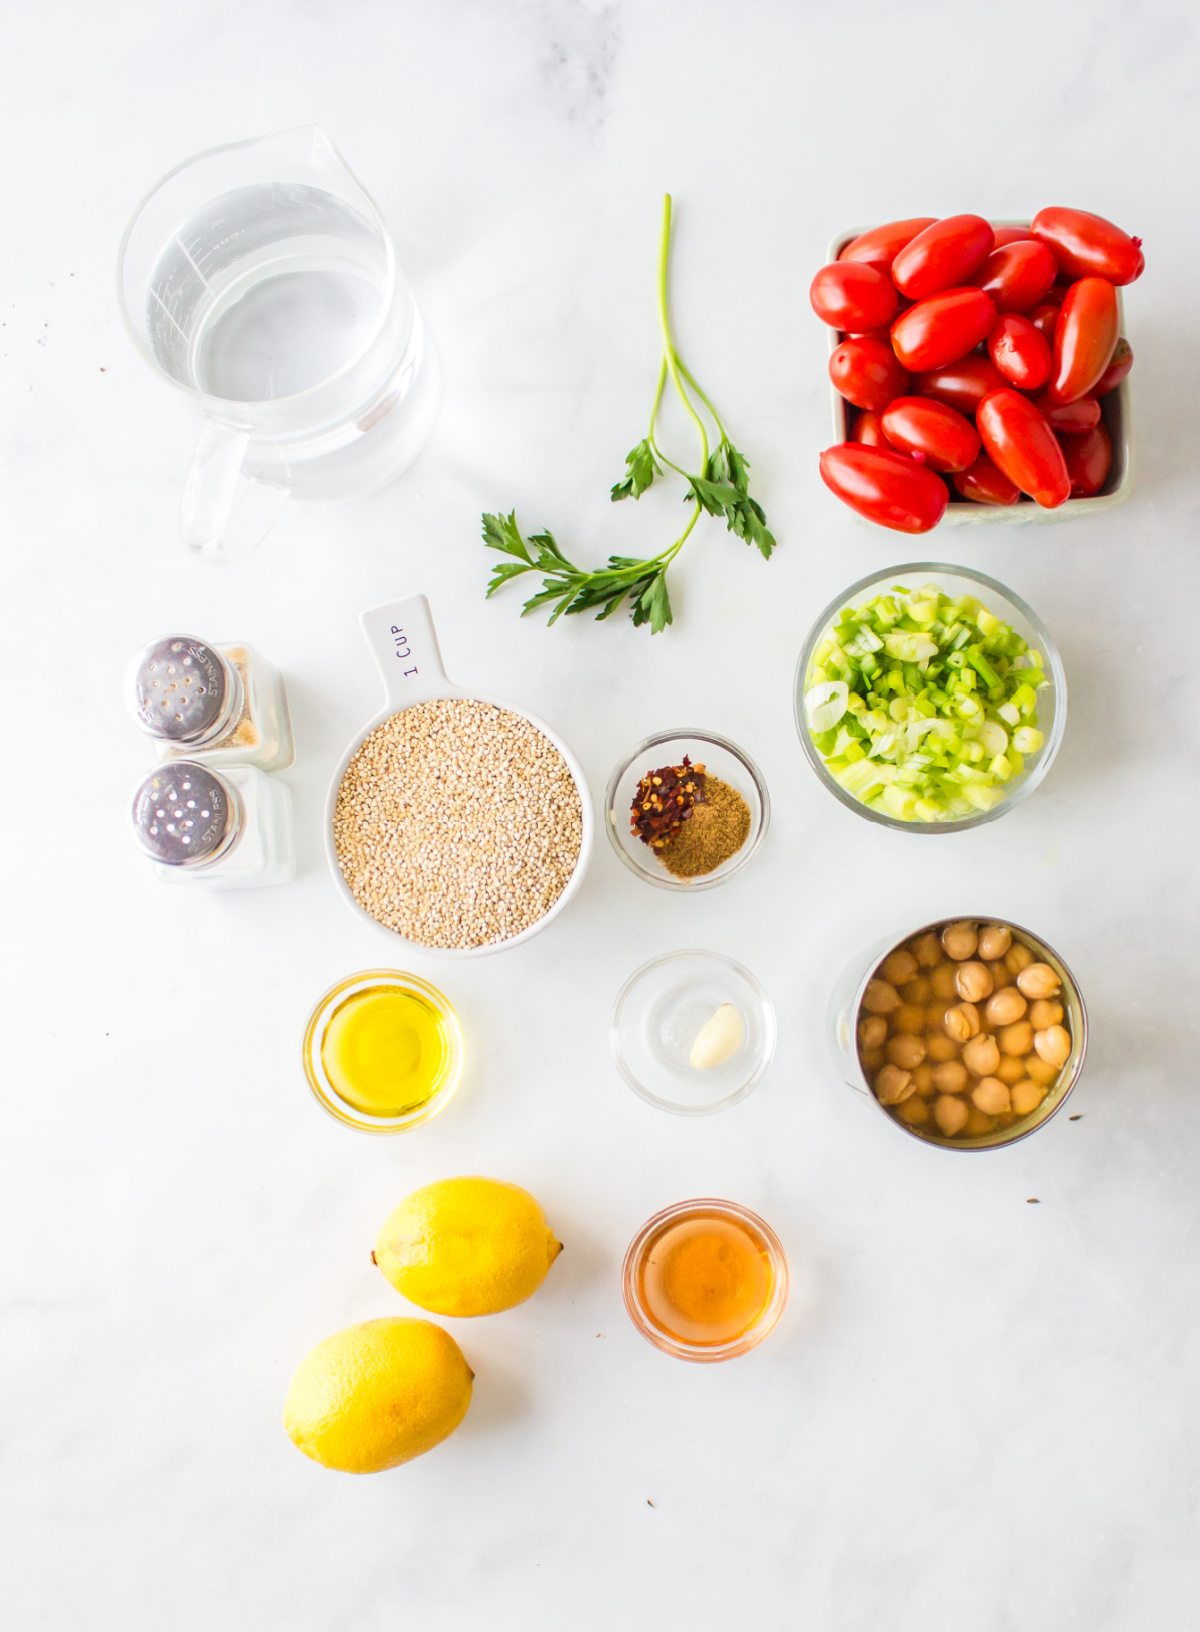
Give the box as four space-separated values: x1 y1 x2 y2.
118 126 440 561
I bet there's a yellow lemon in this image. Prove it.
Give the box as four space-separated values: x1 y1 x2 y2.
283 1317 472 1473
375 1176 563 1317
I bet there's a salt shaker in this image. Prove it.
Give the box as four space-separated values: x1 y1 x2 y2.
130 761 294 888
125 635 294 770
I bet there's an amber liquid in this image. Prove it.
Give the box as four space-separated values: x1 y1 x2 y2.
638 1213 773 1346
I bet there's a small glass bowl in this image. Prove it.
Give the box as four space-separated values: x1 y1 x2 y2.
605 729 769 890
795 563 1066 834
302 969 464 1135
611 950 776 1115
622 1198 789 1362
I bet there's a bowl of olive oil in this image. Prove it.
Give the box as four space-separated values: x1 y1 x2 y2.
302 969 464 1134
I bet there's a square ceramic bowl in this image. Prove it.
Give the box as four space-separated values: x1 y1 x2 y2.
827 221 1133 524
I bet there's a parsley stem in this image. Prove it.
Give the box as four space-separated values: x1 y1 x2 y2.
657 194 709 473
673 354 729 446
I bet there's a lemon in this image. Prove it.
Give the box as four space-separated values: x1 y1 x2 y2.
283 1317 473 1473
375 1176 563 1317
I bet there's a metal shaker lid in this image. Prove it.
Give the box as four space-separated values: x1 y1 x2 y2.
127 636 234 743
131 762 238 867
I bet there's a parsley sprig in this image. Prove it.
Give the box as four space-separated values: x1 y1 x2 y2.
483 194 775 634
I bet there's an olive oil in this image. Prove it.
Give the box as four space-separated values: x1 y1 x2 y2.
320 985 450 1118
638 1212 773 1346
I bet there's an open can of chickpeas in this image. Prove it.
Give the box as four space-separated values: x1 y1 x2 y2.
829 917 1087 1150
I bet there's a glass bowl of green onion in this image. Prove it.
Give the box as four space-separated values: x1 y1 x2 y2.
795 564 1065 831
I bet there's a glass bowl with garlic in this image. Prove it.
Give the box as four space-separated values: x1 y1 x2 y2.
611 950 776 1115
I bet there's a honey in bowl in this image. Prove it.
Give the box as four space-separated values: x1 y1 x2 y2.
321 984 452 1118
624 1200 788 1361
640 1213 771 1345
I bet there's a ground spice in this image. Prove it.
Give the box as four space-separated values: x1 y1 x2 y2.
657 777 751 878
333 698 582 949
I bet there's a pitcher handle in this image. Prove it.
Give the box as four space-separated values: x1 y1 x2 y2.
180 420 290 563
360 596 454 711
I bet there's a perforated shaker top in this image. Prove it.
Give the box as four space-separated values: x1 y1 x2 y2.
131 762 235 867
128 636 231 742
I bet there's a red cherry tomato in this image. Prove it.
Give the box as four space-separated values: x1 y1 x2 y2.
911 354 1007 416
850 409 888 447
818 443 949 533
990 225 1032 248
892 215 995 300
839 218 938 275
881 396 980 474
1028 303 1060 343
1059 423 1113 497
1033 393 1101 432
891 288 996 372
1093 336 1133 397
1046 277 1119 404
976 389 1070 508
952 454 1021 506
970 240 1057 313
810 262 898 331
828 336 910 411
1031 207 1144 286
988 314 1053 390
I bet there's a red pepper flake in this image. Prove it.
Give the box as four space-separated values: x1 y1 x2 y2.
631 757 707 847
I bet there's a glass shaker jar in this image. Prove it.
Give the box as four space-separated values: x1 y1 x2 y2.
125 635 294 770
130 761 294 888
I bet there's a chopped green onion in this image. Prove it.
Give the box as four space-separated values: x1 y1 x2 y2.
805 582 1051 824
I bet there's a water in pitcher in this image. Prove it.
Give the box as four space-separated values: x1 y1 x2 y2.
145 182 392 403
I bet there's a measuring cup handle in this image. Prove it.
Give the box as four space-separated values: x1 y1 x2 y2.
360 596 453 710
180 421 290 563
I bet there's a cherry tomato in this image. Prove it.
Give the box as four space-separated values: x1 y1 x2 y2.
850 409 888 447
1033 393 1101 432
892 215 995 300
990 225 1032 248
1093 336 1133 396
1031 207 1144 286
952 454 1021 506
1028 303 1060 343
1040 285 1067 309
839 218 938 275
818 443 948 533
881 396 980 473
828 336 910 411
1046 276 1119 404
988 314 1053 390
891 288 996 372
1059 422 1113 497
976 389 1070 508
911 354 1006 416
810 262 898 331
970 240 1057 313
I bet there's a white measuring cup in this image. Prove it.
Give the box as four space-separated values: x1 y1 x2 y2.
118 126 440 562
325 596 594 958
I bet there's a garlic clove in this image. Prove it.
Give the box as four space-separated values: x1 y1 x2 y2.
689 1003 745 1070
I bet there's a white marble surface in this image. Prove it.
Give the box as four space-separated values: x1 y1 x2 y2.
4 2 1200 1627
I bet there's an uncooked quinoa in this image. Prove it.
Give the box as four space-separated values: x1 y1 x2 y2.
333 698 584 950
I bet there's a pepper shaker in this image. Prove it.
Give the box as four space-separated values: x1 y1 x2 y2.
125 635 294 770
130 761 294 888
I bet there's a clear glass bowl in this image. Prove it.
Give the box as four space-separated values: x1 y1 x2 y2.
795 563 1066 834
828 916 1088 1151
611 950 776 1115
622 1198 789 1362
302 969 464 1134
605 729 769 890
